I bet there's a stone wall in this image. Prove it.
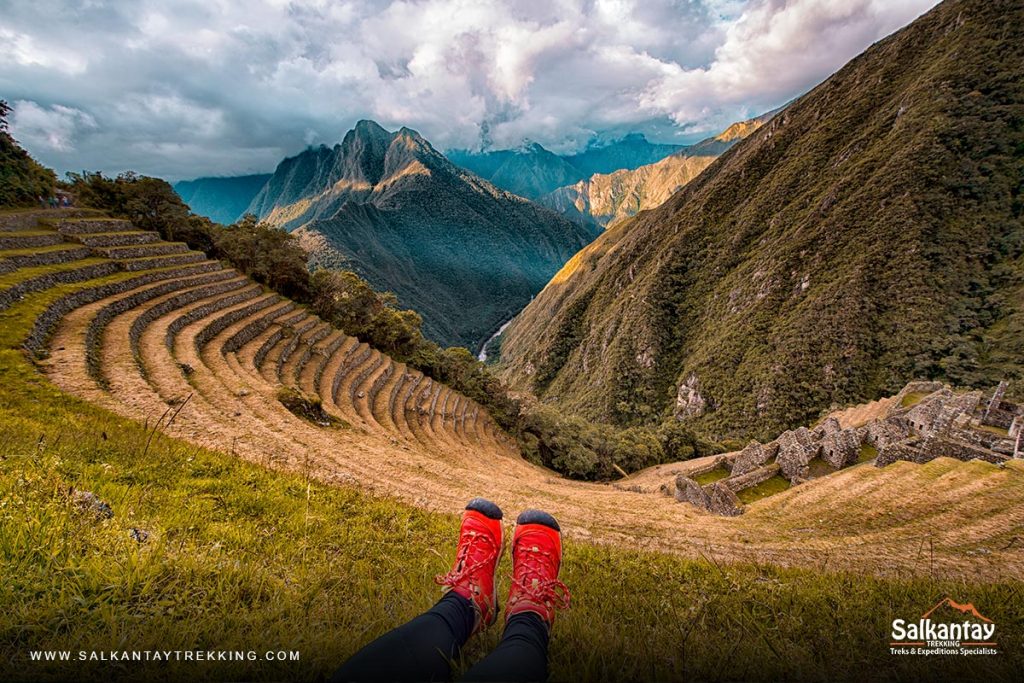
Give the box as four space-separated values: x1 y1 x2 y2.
890 381 945 413
875 439 929 466
164 286 264 350
121 252 208 272
731 441 779 475
775 427 820 481
820 428 862 468
0 262 119 314
291 325 332 377
193 296 280 351
877 435 1008 467
130 278 253 373
277 318 318 376
312 334 349 392
674 475 709 508
74 231 160 248
982 407 1016 430
722 463 780 492
0 246 92 270
333 346 372 404
223 303 297 355
860 416 910 448
84 270 236 383
707 483 744 516
928 436 1008 464
0 233 65 249
56 218 133 235
23 262 220 356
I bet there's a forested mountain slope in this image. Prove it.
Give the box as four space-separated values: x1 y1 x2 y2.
248 121 596 349
498 0 1024 439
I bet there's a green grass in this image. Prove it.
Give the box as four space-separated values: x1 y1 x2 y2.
1 265 1022 681
0 243 85 258
692 466 729 486
806 457 838 479
976 423 1010 437
0 257 108 290
736 475 792 505
900 391 932 408
858 443 879 463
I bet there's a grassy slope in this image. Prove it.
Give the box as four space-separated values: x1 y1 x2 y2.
498 0 1024 438
1 256 1021 681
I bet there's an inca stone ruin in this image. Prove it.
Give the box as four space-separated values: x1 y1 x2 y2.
673 380 1024 516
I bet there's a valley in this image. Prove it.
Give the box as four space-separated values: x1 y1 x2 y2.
3 0 1023 679
2 208 1021 582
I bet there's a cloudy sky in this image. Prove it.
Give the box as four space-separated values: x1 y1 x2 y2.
1 0 938 181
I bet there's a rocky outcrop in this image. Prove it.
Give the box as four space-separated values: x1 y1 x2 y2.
674 373 706 420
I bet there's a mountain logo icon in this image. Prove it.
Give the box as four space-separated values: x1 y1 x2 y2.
921 597 992 623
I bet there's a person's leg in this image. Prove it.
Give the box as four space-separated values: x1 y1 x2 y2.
330 592 475 683
332 498 505 683
459 612 550 682
460 510 569 683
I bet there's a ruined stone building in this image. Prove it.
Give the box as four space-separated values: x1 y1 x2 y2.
673 380 1023 516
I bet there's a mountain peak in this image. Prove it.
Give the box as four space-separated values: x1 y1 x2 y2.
353 119 390 138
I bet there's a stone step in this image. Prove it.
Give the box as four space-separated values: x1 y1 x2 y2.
97 242 189 260
119 252 209 271
0 244 93 270
56 218 135 235
73 231 161 248
0 231 66 250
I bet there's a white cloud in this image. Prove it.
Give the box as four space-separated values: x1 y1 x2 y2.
9 101 97 152
0 0 939 179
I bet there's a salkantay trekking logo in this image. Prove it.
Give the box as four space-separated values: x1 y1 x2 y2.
890 598 998 657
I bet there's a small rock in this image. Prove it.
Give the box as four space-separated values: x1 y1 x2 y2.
72 490 113 520
129 527 150 544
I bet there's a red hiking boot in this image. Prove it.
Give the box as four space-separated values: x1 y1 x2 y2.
506 509 570 627
435 498 504 633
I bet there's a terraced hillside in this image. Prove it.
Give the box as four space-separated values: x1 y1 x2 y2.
2 207 1023 581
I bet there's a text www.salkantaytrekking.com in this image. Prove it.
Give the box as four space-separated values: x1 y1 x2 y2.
30 650 300 662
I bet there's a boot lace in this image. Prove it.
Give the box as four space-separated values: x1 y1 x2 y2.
435 530 498 589
513 545 570 609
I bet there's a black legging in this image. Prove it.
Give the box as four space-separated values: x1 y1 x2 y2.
331 593 549 682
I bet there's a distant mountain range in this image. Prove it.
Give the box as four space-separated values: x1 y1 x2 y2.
173 174 271 225
447 133 686 200
246 120 597 349
498 0 1024 438
538 114 775 228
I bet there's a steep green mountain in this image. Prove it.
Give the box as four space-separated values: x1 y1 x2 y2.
498 0 1024 439
248 120 597 349
539 115 772 228
173 173 271 224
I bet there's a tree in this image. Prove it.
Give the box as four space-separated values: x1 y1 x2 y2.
0 99 57 207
